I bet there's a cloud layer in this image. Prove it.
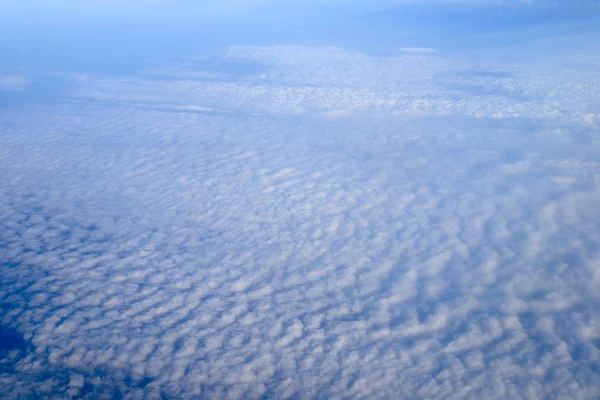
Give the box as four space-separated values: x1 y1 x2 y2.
70 45 600 124
1 46 600 398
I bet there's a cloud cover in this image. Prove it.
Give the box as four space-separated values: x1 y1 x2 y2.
1 45 600 399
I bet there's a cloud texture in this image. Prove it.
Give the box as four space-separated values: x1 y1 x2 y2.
1 46 600 399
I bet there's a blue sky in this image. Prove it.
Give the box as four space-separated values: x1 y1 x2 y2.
2 0 599 73
1 1 600 399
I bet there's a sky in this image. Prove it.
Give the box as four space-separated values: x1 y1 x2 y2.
1 1 600 399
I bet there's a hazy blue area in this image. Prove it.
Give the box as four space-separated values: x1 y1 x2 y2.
2 2 599 74
1 1 600 398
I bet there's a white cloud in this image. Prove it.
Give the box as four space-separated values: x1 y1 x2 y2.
66 45 600 125
401 47 437 54
0 75 28 92
1 44 600 398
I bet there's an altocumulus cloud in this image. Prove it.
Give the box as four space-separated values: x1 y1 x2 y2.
1 45 600 399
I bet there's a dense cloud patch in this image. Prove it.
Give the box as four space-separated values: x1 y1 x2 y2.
1 46 600 399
